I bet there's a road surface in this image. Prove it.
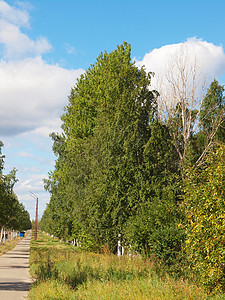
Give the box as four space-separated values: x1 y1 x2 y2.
0 231 32 299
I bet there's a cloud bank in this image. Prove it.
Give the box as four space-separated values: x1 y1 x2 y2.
0 0 51 59
0 1 84 218
1 1 225 219
0 57 83 136
136 38 225 89
0 1 84 137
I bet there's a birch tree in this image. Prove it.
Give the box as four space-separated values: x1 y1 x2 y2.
156 46 225 171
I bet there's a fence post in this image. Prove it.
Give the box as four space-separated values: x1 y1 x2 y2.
118 233 123 256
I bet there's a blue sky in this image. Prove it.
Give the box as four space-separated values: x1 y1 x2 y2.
11 0 225 70
25 0 225 69
1 0 225 220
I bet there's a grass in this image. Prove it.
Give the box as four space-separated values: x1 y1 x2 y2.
0 236 23 256
29 232 225 300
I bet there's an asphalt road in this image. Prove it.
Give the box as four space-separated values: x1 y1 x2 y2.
0 231 32 300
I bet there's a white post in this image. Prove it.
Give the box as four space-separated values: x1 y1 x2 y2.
0 227 3 245
118 233 122 256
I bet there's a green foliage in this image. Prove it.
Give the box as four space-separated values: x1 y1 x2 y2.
124 122 184 265
124 198 184 265
41 43 185 271
44 42 169 250
15 203 32 231
184 144 225 293
193 79 225 164
0 140 4 173
40 45 225 293
0 142 31 231
200 79 225 142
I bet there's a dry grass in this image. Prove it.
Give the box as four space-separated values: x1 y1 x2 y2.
0 236 22 256
28 232 225 300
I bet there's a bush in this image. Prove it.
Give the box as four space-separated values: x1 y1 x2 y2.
124 192 185 268
184 145 225 293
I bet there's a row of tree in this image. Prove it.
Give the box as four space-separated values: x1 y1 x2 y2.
40 43 225 292
0 141 31 239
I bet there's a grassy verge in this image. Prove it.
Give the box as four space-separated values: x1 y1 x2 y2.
29 232 225 300
0 236 22 256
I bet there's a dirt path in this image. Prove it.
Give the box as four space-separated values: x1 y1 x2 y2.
0 231 32 299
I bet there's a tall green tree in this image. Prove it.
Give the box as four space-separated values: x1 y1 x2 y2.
74 43 158 249
45 43 158 242
196 80 225 162
185 80 225 169
43 43 183 256
0 142 31 232
200 79 225 137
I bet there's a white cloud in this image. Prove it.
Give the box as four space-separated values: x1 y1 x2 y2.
20 191 49 220
16 174 47 192
0 57 83 136
16 151 34 158
0 0 84 137
136 38 225 88
65 43 77 55
1 1 225 221
14 173 50 220
0 20 52 59
0 1 84 220
0 1 52 60
0 1 29 27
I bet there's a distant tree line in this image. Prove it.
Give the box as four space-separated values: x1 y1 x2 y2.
0 141 32 239
40 43 225 293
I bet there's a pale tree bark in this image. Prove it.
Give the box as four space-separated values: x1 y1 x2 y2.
156 46 224 172
0 227 3 245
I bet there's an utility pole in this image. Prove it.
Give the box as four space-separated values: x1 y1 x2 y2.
30 191 38 240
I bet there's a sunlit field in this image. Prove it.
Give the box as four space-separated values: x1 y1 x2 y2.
28 232 224 300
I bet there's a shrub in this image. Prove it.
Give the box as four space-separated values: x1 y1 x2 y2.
184 145 225 293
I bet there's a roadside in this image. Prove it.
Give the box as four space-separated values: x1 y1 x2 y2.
0 230 32 300
29 232 221 300
0 236 23 256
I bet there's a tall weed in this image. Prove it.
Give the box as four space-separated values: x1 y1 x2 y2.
29 232 225 300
